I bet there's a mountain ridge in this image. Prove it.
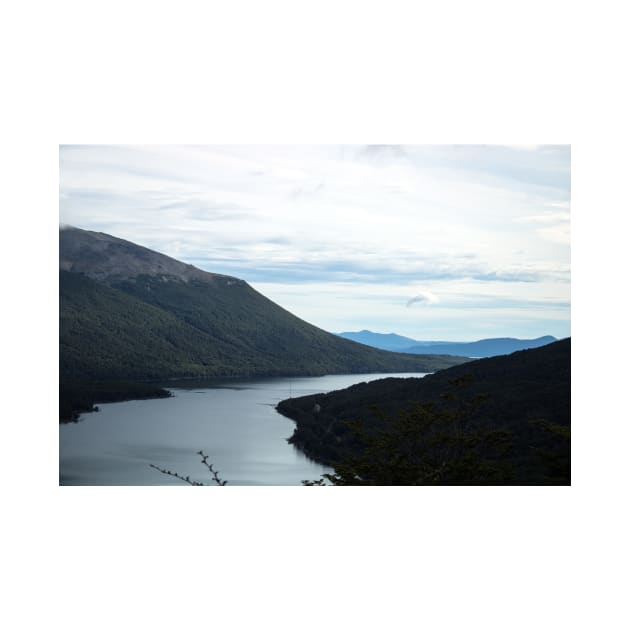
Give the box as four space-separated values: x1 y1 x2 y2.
60 225 233 285
59 227 470 419
337 329 557 357
404 335 558 357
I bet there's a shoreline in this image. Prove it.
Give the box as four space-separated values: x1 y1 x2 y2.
59 368 436 424
59 383 173 423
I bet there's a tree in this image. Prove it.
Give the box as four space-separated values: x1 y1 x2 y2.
303 377 513 485
149 379 568 486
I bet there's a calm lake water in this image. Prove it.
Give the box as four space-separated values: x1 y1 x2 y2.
59 372 428 486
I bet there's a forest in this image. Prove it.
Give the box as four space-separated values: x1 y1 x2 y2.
60 268 468 420
277 339 571 485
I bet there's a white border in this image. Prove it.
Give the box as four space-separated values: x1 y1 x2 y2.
4 1 628 628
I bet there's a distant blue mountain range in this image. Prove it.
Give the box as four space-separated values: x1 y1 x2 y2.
337 330 558 358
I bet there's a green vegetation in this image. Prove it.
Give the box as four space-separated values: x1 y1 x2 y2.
61 270 468 382
60 269 469 420
278 339 571 485
302 381 514 485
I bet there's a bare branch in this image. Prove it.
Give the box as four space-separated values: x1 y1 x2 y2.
149 450 228 486
196 450 228 485
149 464 206 485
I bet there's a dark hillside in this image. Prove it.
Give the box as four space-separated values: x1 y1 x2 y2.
60 271 468 382
60 227 470 419
277 339 570 484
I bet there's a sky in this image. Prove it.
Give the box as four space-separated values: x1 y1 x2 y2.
59 144 570 341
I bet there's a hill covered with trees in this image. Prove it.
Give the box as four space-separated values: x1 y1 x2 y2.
277 339 570 485
60 227 469 420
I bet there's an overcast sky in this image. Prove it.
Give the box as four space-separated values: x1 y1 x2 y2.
59 144 570 341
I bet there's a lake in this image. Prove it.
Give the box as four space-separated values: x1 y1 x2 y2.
59 372 428 486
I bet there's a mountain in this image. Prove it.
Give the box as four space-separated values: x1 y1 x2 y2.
337 329 557 357
336 330 436 351
60 225 218 284
277 338 570 484
404 336 558 357
60 227 470 417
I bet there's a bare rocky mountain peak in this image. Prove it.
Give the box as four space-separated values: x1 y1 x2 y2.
59 226 238 285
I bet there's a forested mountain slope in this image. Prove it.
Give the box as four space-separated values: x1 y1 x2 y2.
61 269 467 381
277 339 570 484
60 227 469 418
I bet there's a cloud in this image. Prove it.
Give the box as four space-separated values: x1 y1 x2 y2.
289 180 325 200
359 144 408 162
471 271 540 283
516 212 570 224
515 208 570 245
406 292 439 307
59 145 570 339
